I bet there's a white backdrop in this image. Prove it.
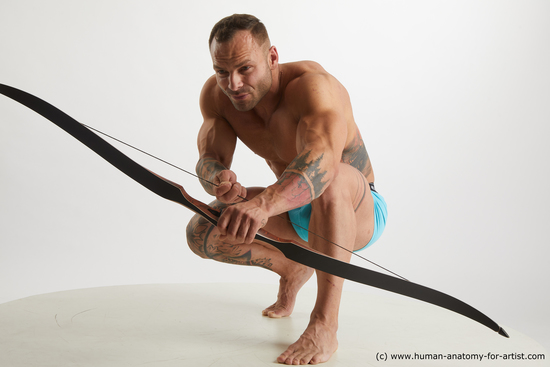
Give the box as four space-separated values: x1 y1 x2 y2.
1 0 549 352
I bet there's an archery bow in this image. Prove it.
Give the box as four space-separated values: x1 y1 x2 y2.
0 83 508 338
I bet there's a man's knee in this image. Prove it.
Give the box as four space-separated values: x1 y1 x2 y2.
316 172 350 205
314 164 366 210
185 214 212 259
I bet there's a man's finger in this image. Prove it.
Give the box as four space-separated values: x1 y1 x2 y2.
216 210 228 236
215 181 232 199
230 183 245 202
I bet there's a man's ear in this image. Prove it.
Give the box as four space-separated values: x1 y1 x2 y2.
268 46 279 69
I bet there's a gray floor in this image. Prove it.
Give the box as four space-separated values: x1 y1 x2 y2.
0 283 547 366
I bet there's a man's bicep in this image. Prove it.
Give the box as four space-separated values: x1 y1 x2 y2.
293 75 348 157
295 107 348 177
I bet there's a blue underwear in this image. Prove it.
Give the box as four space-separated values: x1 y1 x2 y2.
287 183 387 252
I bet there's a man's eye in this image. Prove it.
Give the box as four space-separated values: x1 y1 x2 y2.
217 70 227 75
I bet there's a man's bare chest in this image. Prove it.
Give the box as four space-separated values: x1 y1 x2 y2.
227 112 298 165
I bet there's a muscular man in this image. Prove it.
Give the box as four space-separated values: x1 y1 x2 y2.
186 14 388 365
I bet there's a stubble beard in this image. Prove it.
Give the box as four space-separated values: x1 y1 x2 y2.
227 70 273 112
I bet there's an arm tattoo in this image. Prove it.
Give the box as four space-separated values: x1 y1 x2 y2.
196 157 227 194
277 150 329 207
342 129 372 178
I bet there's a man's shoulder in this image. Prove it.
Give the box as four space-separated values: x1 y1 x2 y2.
200 75 222 100
282 61 338 94
199 75 230 115
282 61 345 111
283 60 325 72
282 61 329 82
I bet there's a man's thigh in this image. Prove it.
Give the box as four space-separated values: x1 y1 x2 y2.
310 164 375 251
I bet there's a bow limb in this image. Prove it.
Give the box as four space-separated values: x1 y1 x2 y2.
0 83 508 338
254 228 508 338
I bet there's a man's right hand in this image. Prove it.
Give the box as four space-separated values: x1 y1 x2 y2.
213 170 247 204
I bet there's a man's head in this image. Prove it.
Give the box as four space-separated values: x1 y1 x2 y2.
209 14 269 50
209 14 278 112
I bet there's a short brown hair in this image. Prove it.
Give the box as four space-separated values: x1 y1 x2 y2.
209 14 269 48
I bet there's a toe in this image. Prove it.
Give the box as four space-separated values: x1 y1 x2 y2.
268 310 283 318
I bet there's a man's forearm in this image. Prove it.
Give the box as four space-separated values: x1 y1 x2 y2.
196 157 228 195
258 149 333 217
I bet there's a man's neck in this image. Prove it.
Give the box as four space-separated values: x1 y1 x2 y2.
252 65 283 122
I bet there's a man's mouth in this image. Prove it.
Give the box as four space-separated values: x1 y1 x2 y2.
231 93 248 100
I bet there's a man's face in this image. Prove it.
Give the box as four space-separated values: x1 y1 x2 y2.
210 31 273 111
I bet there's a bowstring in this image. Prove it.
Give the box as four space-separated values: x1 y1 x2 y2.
82 123 409 282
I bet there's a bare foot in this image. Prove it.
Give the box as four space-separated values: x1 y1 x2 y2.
262 265 313 318
277 319 338 365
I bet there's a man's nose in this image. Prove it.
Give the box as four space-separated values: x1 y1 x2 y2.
228 73 243 91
